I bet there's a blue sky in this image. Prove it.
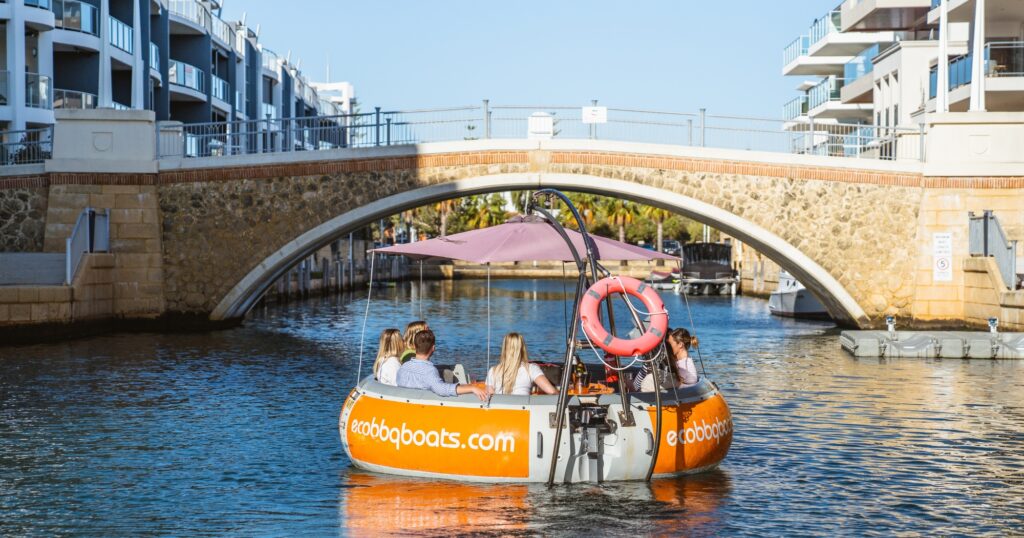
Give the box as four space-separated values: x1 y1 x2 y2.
222 0 839 117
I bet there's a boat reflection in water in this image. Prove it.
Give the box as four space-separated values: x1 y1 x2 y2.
341 471 731 535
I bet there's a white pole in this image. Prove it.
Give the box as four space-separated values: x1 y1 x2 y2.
938 0 950 112
356 252 376 382
969 0 987 111
486 263 492 374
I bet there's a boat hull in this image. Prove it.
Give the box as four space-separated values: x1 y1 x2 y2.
768 288 829 319
339 377 732 483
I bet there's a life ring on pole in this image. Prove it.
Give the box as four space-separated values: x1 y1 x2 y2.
580 276 668 357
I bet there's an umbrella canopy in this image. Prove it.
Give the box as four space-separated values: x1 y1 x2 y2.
372 216 679 263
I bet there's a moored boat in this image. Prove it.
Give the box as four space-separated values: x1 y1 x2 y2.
768 270 830 320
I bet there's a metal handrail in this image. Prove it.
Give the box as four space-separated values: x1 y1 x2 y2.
147 102 926 162
65 208 110 284
969 210 1019 290
0 126 52 164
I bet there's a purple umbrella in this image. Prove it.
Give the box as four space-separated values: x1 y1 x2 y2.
373 215 679 263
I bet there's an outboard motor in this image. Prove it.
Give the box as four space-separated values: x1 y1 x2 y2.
568 403 617 482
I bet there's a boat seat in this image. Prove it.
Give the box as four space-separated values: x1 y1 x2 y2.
435 364 469 384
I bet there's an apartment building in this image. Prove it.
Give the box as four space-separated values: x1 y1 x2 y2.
782 0 1019 154
0 0 354 142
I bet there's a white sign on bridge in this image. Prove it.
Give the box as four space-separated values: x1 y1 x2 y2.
527 112 554 140
581 106 608 124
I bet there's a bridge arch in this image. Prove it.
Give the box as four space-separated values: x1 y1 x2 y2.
211 173 868 327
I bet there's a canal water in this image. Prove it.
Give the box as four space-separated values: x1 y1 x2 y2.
2 279 1022 536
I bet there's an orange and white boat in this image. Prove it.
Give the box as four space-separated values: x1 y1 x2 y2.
339 190 733 484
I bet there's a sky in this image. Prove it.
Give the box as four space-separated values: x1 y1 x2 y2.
221 0 840 118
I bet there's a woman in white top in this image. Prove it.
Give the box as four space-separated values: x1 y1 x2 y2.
372 328 404 386
486 333 558 396
633 327 699 392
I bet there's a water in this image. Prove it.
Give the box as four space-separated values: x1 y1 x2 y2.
2 279 1023 536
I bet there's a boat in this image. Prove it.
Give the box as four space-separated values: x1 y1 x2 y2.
646 268 680 290
679 242 738 296
339 190 733 484
768 270 830 320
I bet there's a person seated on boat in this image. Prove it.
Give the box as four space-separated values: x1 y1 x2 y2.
485 333 558 396
372 328 403 386
396 329 490 401
632 327 699 391
400 320 429 363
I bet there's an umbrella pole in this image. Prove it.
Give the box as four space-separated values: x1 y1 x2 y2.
486 263 491 374
547 270 588 486
418 260 424 320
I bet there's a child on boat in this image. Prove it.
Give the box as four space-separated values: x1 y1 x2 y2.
372 328 403 386
485 333 558 396
396 329 490 401
400 321 428 363
632 327 699 391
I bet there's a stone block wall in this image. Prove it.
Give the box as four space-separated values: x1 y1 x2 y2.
963 256 1024 330
0 186 48 252
0 253 113 326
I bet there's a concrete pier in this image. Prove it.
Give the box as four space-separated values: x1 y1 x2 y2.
841 330 1024 359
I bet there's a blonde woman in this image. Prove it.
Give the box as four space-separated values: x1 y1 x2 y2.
486 333 558 396
400 321 428 363
373 328 404 386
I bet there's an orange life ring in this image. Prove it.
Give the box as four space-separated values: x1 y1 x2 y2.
580 276 669 357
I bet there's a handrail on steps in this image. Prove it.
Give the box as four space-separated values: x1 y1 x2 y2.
65 207 110 285
969 210 1020 290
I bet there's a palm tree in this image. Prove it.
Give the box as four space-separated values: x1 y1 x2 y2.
435 199 458 238
602 198 636 243
569 193 600 229
640 205 673 252
466 194 508 229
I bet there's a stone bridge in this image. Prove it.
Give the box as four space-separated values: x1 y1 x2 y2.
2 111 1023 331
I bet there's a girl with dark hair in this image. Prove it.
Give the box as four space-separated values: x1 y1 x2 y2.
632 327 700 392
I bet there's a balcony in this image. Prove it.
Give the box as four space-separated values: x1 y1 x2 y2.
211 16 234 48
783 32 852 76
260 101 276 120
53 0 99 36
54 88 97 109
108 15 133 53
0 71 8 105
841 0 933 32
211 73 229 102
784 95 809 121
149 42 160 74
808 76 873 119
928 42 1024 110
168 59 205 94
809 9 841 47
261 48 280 74
840 44 879 103
26 72 53 109
25 0 52 9
783 36 809 68
168 0 210 33
809 76 844 110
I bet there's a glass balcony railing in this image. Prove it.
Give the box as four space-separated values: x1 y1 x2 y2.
784 95 809 121
845 44 879 81
928 41 1024 98
211 73 229 101
986 41 1024 77
784 35 809 66
149 42 160 73
810 9 841 46
211 15 234 46
168 0 210 30
261 49 279 72
108 15 133 53
0 71 9 106
168 59 204 93
809 76 845 110
54 88 97 109
260 101 276 119
234 90 243 111
53 0 100 35
111 101 130 110
26 72 53 109
25 0 52 9
931 0 941 8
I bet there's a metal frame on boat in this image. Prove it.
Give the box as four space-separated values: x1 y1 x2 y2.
339 190 733 484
